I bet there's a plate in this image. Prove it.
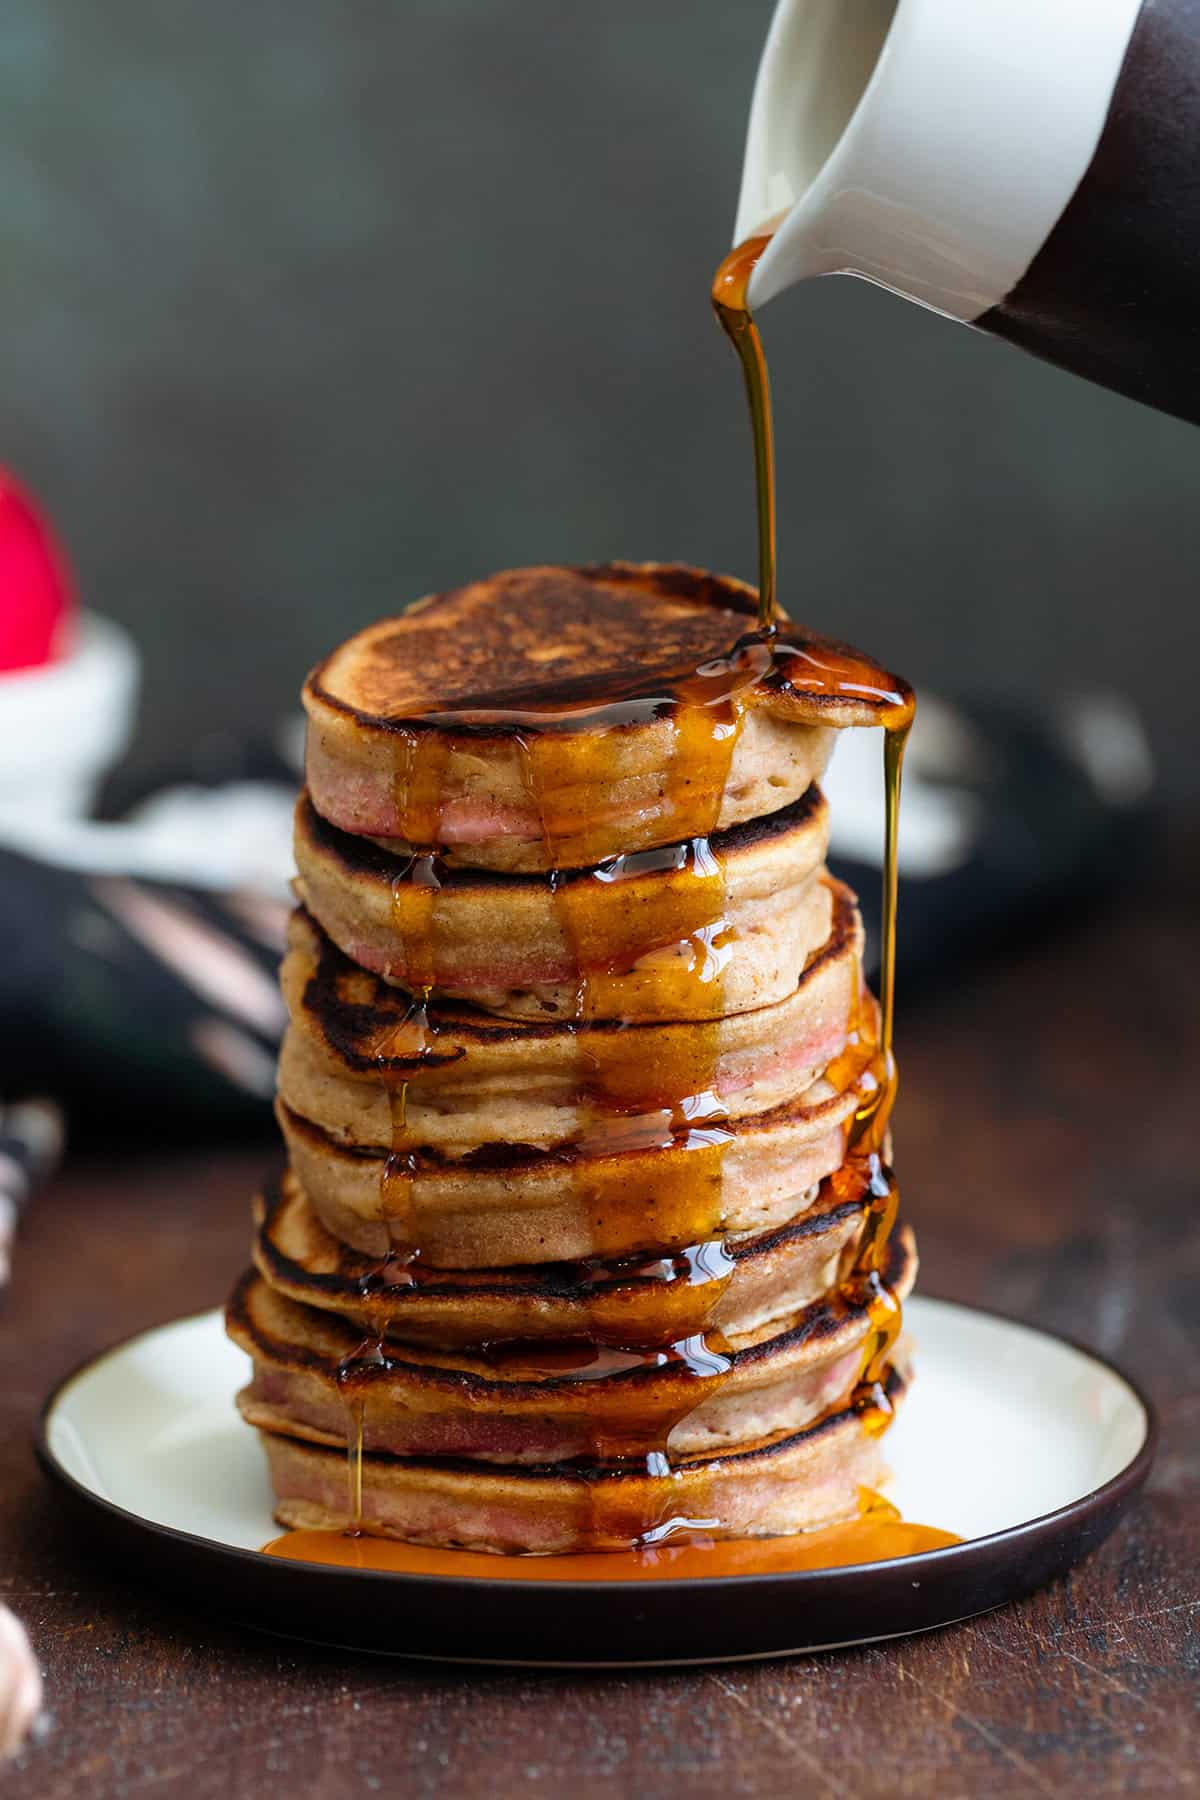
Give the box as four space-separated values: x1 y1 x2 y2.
35 1296 1155 1665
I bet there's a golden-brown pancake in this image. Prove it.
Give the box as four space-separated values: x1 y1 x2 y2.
303 563 908 874
277 882 863 1152
251 1169 871 1348
292 787 834 1021
275 1030 877 1268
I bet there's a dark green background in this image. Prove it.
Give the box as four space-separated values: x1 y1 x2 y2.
3 3 1197 795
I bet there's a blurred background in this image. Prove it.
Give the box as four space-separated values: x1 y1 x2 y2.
0 0 1193 1157
2 0 1198 783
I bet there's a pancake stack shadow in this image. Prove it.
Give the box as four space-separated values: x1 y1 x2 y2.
225 562 916 1554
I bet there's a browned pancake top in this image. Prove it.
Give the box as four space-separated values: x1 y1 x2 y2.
307 563 761 725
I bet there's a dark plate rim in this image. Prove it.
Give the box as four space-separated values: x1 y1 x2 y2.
33 1291 1158 1596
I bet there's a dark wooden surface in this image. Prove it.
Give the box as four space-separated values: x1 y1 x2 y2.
4 839 1198 1798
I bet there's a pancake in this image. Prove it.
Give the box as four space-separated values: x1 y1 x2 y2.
256 1363 909 1552
251 1169 871 1347
275 1037 876 1267
293 786 833 1022
303 563 909 875
230 1228 914 1466
277 882 863 1152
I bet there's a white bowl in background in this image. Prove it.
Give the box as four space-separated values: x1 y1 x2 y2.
0 612 140 829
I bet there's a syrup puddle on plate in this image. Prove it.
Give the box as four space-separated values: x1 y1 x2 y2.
262 1493 959 1580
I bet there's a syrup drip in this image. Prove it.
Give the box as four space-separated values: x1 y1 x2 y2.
552 835 733 1024
558 1236 738 1355
480 1334 732 1383
264 1490 960 1574
335 1343 386 1533
576 1327 735 1479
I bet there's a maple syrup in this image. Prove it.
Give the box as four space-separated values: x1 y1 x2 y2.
264 1491 959 1575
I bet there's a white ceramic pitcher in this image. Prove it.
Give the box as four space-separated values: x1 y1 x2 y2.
735 0 1200 423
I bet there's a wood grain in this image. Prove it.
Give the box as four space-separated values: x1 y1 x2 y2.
2 834 1197 1798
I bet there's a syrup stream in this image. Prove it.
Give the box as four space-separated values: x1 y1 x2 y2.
712 234 779 631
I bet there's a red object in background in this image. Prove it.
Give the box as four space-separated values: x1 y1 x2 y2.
0 471 76 673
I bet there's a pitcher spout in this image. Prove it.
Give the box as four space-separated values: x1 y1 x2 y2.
733 0 1145 329
734 0 899 308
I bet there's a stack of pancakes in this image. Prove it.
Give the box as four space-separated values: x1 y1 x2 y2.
226 562 916 1554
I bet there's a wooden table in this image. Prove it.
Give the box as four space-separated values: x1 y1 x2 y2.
4 839 1198 1798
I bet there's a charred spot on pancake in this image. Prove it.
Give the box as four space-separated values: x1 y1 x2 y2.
290 907 569 1052
456 1138 574 1171
278 1102 386 1162
298 918 466 1074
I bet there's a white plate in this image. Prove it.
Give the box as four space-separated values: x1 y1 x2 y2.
37 1296 1155 1664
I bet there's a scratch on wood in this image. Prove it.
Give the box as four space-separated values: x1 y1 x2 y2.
895 1657 1059 1799
1048 1599 1198 1638
706 1673 857 1800
975 1624 1180 1734
115 1759 219 1796
1063 1644 1172 1725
